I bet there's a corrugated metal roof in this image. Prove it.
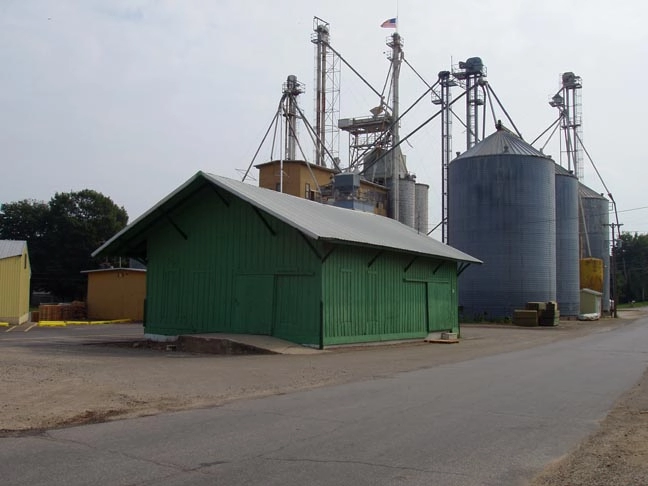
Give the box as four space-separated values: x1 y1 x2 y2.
455 126 548 160
0 240 26 260
554 163 576 176
94 172 481 264
579 183 608 199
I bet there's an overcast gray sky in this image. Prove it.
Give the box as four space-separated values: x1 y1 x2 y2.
2 0 646 236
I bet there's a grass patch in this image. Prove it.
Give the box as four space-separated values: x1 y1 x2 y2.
618 301 648 309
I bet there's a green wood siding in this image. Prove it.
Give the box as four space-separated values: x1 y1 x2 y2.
322 246 458 345
144 187 321 345
141 185 460 347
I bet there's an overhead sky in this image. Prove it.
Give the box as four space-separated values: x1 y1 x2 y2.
2 0 646 237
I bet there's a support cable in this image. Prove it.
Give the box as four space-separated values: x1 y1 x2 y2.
242 98 284 181
357 79 441 170
530 116 562 146
361 89 467 175
403 57 432 89
486 84 523 139
323 41 383 99
485 84 498 129
287 99 323 195
293 102 342 172
540 120 562 154
574 130 622 239
402 58 470 134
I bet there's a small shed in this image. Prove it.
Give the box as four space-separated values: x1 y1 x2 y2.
82 268 146 321
0 240 31 325
93 172 480 347
580 288 602 318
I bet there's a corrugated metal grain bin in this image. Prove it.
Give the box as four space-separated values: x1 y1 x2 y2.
555 166 580 316
448 127 556 319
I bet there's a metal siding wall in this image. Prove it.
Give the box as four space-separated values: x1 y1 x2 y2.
555 174 580 316
449 154 557 319
322 247 458 345
0 253 30 324
145 187 321 344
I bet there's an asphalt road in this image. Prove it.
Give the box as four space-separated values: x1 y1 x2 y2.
1 322 144 347
2 318 647 486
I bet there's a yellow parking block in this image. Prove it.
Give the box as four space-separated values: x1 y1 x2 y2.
66 319 132 325
38 319 132 327
0 322 9 327
38 321 67 327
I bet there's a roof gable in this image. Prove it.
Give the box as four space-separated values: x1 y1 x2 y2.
0 240 27 260
94 172 481 264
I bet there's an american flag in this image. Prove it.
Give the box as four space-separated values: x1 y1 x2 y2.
380 18 397 28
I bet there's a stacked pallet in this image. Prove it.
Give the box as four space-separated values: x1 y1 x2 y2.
38 302 87 321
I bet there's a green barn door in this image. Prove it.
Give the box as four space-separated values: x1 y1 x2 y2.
232 275 274 335
427 281 453 332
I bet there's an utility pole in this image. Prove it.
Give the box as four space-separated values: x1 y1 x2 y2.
605 222 623 318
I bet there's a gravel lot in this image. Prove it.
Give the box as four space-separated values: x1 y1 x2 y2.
1 311 647 484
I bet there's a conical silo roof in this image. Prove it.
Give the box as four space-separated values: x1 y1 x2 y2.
455 125 547 159
578 182 608 200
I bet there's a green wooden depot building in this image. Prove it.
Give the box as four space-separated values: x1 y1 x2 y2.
94 172 480 348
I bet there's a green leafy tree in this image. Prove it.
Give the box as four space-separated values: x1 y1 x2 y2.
615 233 648 303
0 199 50 290
0 190 128 300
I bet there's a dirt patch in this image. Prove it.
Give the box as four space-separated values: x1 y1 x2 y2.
530 366 648 485
2 312 648 486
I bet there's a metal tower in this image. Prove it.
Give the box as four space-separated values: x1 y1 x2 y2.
433 70 456 243
550 72 583 179
311 17 340 167
386 31 405 219
453 57 487 150
282 75 304 161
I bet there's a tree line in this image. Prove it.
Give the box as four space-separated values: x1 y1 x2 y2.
616 233 648 304
0 190 128 302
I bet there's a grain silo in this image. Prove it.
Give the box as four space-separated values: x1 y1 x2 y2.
414 182 429 234
398 175 416 228
555 165 580 316
579 184 610 312
448 126 556 320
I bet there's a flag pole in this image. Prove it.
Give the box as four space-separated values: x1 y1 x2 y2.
396 0 399 32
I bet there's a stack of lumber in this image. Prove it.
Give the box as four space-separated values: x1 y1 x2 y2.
521 301 560 327
513 309 539 326
38 301 87 321
539 301 560 326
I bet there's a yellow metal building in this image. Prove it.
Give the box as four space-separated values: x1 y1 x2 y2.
0 240 31 325
580 257 604 292
82 268 146 321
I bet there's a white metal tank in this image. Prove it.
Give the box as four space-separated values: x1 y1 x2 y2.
414 183 429 234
